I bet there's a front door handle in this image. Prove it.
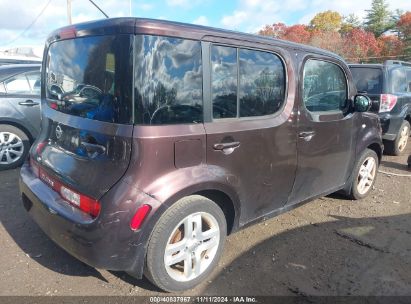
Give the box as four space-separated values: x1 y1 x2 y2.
19 100 39 106
299 131 316 141
213 141 240 155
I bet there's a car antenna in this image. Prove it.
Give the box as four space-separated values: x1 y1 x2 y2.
88 0 109 18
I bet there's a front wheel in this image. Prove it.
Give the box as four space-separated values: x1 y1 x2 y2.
144 195 227 292
346 149 378 200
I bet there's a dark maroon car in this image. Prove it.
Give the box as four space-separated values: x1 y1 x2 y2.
20 18 382 292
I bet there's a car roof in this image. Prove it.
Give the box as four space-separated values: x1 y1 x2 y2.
0 64 41 81
47 17 344 61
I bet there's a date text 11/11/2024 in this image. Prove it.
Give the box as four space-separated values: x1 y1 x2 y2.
149 296 257 303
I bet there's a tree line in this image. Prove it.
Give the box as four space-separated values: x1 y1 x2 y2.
258 0 411 63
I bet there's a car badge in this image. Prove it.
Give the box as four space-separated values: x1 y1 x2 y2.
55 125 63 139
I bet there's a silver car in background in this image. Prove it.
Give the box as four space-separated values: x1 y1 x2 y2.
0 64 41 170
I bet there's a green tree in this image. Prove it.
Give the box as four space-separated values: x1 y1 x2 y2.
340 14 362 34
310 10 342 32
364 0 395 37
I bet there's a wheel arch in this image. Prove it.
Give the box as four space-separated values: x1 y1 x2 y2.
194 189 236 235
0 119 35 143
127 184 241 280
161 183 241 235
367 142 382 164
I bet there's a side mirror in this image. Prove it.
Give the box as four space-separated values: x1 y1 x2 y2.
354 94 371 112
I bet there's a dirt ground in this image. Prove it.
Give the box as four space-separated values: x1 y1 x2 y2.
0 143 410 297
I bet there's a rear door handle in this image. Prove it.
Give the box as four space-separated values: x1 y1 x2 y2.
298 131 316 141
213 141 240 155
19 100 39 106
213 141 240 150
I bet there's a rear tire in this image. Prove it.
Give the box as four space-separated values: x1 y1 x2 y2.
345 149 378 200
144 195 226 292
384 120 410 156
0 124 30 170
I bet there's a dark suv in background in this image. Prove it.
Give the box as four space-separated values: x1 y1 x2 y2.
0 64 41 170
349 61 411 155
20 18 382 292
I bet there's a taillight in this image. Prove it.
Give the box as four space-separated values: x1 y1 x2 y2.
31 161 100 218
49 102 58 110
77 194 100 218
35 141 47 154
58 26 76 39
55 180 100 218
60 185 100 218
130 205 152 231
379 94 398 112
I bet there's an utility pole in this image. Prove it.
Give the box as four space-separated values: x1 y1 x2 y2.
67 0 72 24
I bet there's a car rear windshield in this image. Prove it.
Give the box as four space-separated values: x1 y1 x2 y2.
45 35 133 124
350 67 383 95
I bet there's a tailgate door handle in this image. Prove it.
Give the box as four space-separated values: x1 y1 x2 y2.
298 131 316 141
80 142 106 158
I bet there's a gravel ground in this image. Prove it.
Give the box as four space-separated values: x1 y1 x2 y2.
0 142 410 296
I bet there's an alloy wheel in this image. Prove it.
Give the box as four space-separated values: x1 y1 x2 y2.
357 156 376 195
0 132 24 165
397 124 409 152
164 212 220 282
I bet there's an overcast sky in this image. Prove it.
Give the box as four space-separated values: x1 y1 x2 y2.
0 0 410 48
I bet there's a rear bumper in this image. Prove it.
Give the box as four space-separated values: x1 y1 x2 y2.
19 162 154 276
379 112 404 141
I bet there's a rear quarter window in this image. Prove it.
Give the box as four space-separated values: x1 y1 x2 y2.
391 68 407 93
211 45 286 119
134 35 203 125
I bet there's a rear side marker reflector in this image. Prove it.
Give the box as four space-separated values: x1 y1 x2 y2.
130 205 152 231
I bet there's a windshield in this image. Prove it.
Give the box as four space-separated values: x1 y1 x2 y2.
45 35 133 124
350 67 383 95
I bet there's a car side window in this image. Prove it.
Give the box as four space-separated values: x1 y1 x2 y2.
211 45 238 119
4 74 31 95
211 45 286 119
26 72 41 95
303 59 347 113
405 68 411 93
239 49 285 117
391 68 407 93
